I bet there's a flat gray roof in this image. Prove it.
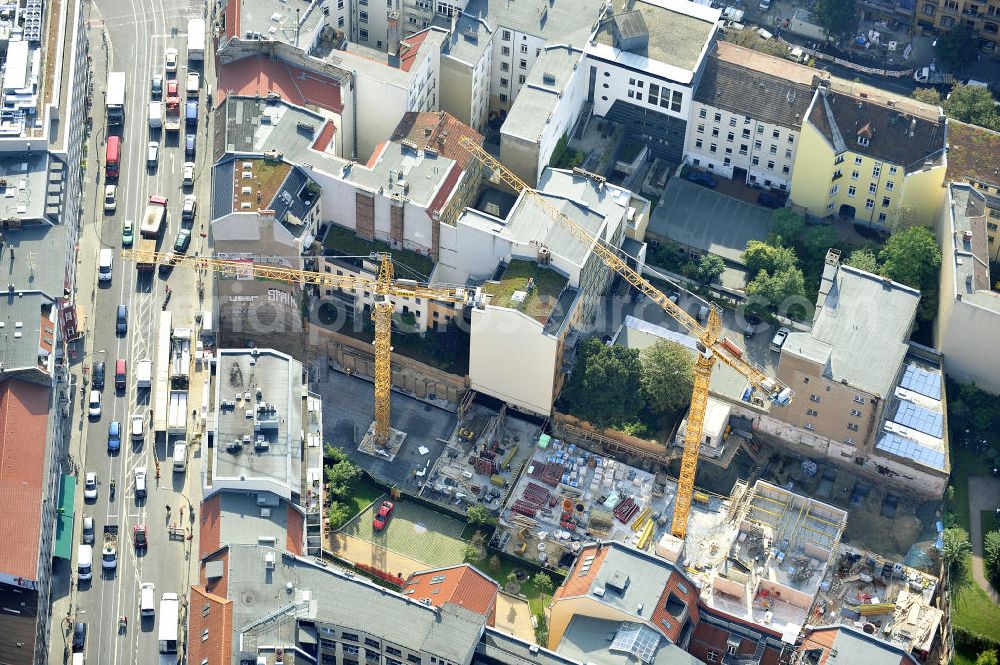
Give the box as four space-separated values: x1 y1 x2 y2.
827 625 920 665
0 152 57 223
646 178 774 265
558 616 703 665
506 192 605 266
213 349 304 496
944 184 1000 313
580 544 675 625
236 0 324 47
227 544 486 662
477 628 579 665
592 0 716 73
217 491 296 547
444 14 493 65
0 291 54 375
503 46 584 142
462 0 605 44
784 264 919 397
2 223 67 297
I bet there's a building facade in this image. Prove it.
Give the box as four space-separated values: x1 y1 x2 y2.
915 0 1000 55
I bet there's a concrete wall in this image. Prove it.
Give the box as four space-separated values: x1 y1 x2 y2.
468 305 558 415
499 131 542 188
440 55 476 127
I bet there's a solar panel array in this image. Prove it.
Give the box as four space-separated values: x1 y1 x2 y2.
893 400 944 438
610 622 661 664
876 433 946 470
899 363 941 399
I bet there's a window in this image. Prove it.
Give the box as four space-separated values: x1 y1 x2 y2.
635 93 642 101
714 112 722 122
345 645 361 656
386 648 402 657
788 134 795 144
833 169 843 180
782 164 790 174
627 90 635 99
518 74 526 84
699 108 707 119
387 660 403 665
769 144 777 155
724 157 731 166
500 77 508 87
500 93 508 102
810 394 822 403
851 170 859 180
359 10 368 21
202 629 209 641
767 160 775 170
882 196 891 207
502 30 510 40
847 422 860 432
848 186 856 197
501 46 510 56
729 117 737 127
855 156 863 165
771 129 779 139
889 165 898 175
829 185 839 195
785 149 792 159
338 16 344 26
835 154 844 164
695 139 703 149
365 639 381 649
851 409 862 417
869 182 878 194
359 28 369 39
807 409 818 417
872 163 882 178
739 144 748 155
854 395 865 404
710 144 717 153
865 198 875 209
742 128 751 139
521 44 528 53
727 132 734 142
706 653 719 663
728 643 739 655
878 212 887 222
886 181 894 191
338 0 344 7
754 140 762 149
519 59 527 69
803 378 810 385
712 128 719 138
408 657 422 664
500 62 509 72
922 2 936 15
804 423 816 431
751 156 759 166
649 84 660 105
697 124 705 134
857 135 869 147
757 125 764 134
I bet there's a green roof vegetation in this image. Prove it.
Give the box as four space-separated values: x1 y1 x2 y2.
483 260 567 323
619 139 644 164
323 224 434 278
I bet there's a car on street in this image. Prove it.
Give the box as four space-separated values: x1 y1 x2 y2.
186 71 200 95
116 304 128 335
133 524 147 549
373 500 394 531
770 326 790 352
173 228 192 254
164 47 178 73
148 141 159 168
134 467 147 498
104 184 117 213
151 74 163 97
108 421 121 452
744 315 762 338
166 79 178 98
83 472 98 501
72 621 87 652
183 161 195 186
122 219 134 246
88 390 101 418
82 516 95 544
185 133 196 158
757 191 785 208
92 360 105 389
685 170 717 188
182 194 197 220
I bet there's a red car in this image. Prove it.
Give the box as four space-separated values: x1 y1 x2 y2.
166 80 179 97
133 524 147 549
373 501 394 531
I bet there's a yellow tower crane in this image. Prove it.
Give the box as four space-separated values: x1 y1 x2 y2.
456 136 794 540
122 249 479 447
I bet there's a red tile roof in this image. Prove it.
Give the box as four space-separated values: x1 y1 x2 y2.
553 543 610 600
0 380 50 582
389 112 484 169
199 494 222 559
217 55 344 113
650 571 700 641
286 505 304 555
403 564 499 620
312 120 337 153
187 585 233 665
399 31 430 73
366 141 388 168
428 162 464 216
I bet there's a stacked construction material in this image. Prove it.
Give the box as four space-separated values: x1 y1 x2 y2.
512 482 553 518
529 461 565 486
614 496 640 523
474 456 496 475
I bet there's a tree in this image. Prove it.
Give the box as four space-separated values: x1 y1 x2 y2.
942 526 972 584
845 248 880 274
560 338 645 429
324 443 348 465
743 240 798 279
802 226 839 258
935 25 981 76
465 530 486 563
879 226 941 292
326 501 351 530
721 27 788 58
746 267 807 314
640 340 694 414
944 84 1000 131
327 458 361 497
977 650 999 665
985 529 1000 584
532 571 554 598
769 209 805 246
695 253 725 285
813 0 858 39
488 555 501 575
466 504 495 527
912 87 942 105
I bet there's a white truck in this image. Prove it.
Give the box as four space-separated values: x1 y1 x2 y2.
154 311 172 434
136 359 152 389
140 195 168 239
187 18 205 61
914 66 954 85
106 72 126 126
158 593 179 653
170 328 192 386
102 525 118 570
167 390 188 435
148 101 162 129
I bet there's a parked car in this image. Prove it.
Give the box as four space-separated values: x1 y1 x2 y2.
122 219 134 246
148 141 159 168
88 390 101 418
108 421 121 452
685 170 717 188
770 327 790 352
116 304 128 335
92 360 105 389
72 622 87 652
185 133 196 158
757 191 785 208
166 79 179 97
183 162 195 186
182 194 197 220
373 501 394 531
104 184 118 213
164 47 178 73
83 472 98 501
82 516 95 544
134 467 147 498
151 74 163 97
173 228 192 254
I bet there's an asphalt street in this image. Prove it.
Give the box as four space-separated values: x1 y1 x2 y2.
62 0 213 661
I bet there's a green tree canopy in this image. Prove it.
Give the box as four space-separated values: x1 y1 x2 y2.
879 226 941 291
746 267 807 313
560 338 645 429
935 26 981 76
326 502 351 530
743 240 798 278
466 504 495 527
813 0 859 39
768 209 805 246
976 650 999 665
695 253 725 285
985 530 1000 584
640 340 694 414
532 571 554 596
845 248 880 274
802 226 840 258
943 84 1000 131
912 87 942 105
942 526 972 583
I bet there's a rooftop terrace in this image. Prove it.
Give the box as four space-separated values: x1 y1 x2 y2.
483 260 569 324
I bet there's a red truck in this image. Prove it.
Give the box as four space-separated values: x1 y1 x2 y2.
105 136 121 179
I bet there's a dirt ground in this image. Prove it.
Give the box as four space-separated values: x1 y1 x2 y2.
494 592 536 643
329 532 432 578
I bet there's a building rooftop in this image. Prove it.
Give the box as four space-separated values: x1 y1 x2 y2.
0 291 56 378
221 0 325 47
0 585 38 664
1 223 68 297
223 544 487 663
0 153 61 223
214 491 303 554
802 625 920 665
558 616 703 665
807 87 945 171
502 45 585 143
942 184 998 310
212 349 305 499
945 121 1000 191
326 29 448 89
483 259 569 324
443 13 492 65
402 564 499 617
0 379 50 583
875 354 948 472
714 41 824 87
390 111 484 170
590 0 717 82
477 628 579 665
215 158 321 237
462 0 605 45
217 52 345 114
783 260 919 398
694 49 814 130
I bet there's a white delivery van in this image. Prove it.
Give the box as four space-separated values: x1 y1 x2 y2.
77 544 93 581
72 653 84 665
148 101 163 129
140 582 156 616
172 441 187 472
98 248 113 282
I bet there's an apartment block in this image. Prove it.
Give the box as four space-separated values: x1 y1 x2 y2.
915 0 1000 55
684 42 816 192
934 183 1000 393
945 120 1000 261
789 83 947 227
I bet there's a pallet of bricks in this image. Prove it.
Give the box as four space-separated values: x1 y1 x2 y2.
511 481 554 518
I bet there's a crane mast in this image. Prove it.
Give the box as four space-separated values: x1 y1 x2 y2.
456 136 792 539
